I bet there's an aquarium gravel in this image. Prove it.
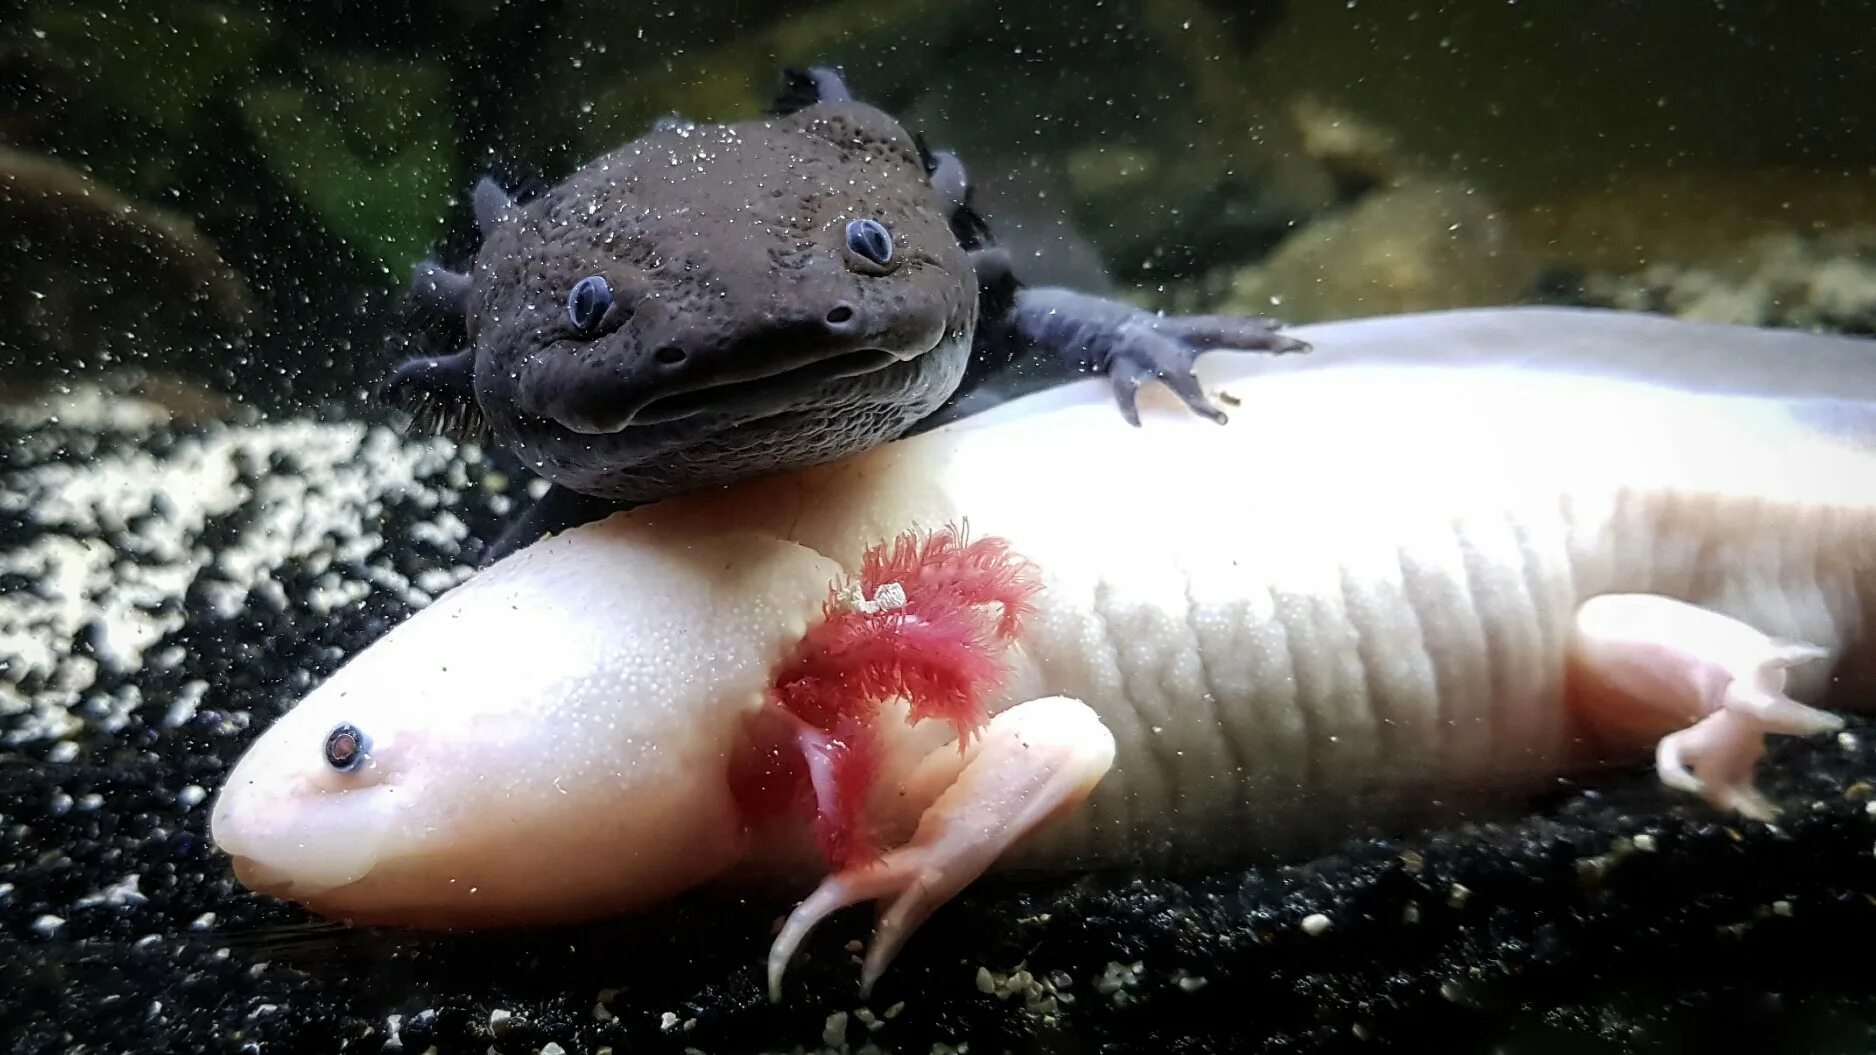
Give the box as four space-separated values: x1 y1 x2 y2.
5 395 1876 1055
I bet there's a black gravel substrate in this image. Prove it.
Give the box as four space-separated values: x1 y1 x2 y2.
4 405 1876 1055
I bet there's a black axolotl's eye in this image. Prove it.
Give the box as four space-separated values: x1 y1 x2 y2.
845 218 894 267
323 723 370 772
565 275 613 334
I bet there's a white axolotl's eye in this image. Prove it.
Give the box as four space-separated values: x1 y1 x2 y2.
323 723 370 773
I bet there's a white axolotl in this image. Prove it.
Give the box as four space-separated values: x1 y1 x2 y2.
211 306 1876 1000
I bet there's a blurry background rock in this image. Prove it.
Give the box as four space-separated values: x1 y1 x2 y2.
1 148 255 404
1163 3 1876 325
1193 177 1536 323
1564 229 1876 335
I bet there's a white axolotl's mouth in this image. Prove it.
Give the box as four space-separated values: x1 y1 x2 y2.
211 782 390 899
227 853 363 900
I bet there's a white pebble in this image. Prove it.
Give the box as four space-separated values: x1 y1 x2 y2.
823 1011 849 1048
541 1044 566 1055
178 785 207 809
1632 833 1658 852
31 914 64 936
487 1008 513 1034
1301 912 1332 936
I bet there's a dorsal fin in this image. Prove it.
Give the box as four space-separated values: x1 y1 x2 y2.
768 66 854 115
381 348 486 444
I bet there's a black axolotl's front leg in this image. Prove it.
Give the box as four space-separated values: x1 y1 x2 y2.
485 484 632 564
906 157 1309 436
991 268 1306 426
905 252 1308 435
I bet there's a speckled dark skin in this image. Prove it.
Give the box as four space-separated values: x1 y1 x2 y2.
388 68 1306 562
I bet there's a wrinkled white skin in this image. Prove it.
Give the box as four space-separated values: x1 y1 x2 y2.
213 306 1876 933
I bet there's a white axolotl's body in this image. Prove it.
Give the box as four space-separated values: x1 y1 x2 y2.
212 307 1876 998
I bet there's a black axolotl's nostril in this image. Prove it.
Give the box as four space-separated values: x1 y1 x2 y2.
825 304 855 327
654 345 686 366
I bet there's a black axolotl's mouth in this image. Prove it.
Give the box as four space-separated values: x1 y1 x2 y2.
623 347 913 427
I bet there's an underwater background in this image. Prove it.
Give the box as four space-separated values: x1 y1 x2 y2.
4 1 1876 1053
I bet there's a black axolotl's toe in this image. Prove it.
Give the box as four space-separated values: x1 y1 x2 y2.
1104 310 1312 426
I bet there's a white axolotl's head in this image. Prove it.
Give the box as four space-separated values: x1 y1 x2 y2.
210 519 842 927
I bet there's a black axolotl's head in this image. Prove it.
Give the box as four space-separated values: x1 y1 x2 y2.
389 71 979 504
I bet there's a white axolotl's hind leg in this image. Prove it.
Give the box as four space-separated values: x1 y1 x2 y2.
767 696 1116 1002
1569 593 1843 821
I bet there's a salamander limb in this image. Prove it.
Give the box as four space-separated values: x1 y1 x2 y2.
1568 592 1842 821
766 694 1115 1001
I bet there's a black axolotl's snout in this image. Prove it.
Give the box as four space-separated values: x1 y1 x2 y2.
524 253 959 437
542 301 937 435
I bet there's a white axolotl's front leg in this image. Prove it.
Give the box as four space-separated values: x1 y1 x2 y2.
740 525 1119 999
767 695 1114 1001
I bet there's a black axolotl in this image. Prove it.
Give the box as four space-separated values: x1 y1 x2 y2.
386 67 1307 561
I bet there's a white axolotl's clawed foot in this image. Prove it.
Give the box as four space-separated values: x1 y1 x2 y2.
766 695 1116 1002
1569 592 1842 822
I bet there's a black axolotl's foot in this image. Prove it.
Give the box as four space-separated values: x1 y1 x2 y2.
1006 284 1310 426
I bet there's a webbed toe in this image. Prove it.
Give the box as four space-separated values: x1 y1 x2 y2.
1103 317 1242 426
